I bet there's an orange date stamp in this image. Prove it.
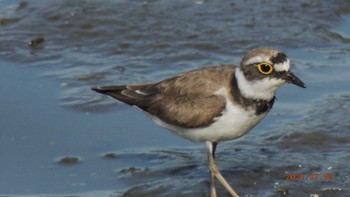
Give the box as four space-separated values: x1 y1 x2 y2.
286 173 332 181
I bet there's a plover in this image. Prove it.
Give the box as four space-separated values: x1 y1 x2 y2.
92 48 306 197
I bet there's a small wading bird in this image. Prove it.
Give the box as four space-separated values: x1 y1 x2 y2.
92 48 306 197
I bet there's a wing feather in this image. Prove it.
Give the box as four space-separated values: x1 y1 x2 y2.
92 65 236 128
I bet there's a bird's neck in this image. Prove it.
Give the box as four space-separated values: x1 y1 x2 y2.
230 68 275 115
234 68 281 101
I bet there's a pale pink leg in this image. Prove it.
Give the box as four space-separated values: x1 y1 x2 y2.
206 142 240 197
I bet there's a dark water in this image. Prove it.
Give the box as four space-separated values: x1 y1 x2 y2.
1 0 350 196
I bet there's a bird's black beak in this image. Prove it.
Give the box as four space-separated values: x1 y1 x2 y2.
285 71 306 88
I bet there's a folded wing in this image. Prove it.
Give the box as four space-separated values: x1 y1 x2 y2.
92 65 235 128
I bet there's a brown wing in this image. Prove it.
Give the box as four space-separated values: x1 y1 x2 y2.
156 65 235 97
92 65 236 128
146 95 226 128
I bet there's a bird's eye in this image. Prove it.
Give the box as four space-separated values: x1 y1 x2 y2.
257 63 273 75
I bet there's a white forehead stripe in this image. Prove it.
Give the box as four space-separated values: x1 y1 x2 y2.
274 58 290 72
244 55 271 65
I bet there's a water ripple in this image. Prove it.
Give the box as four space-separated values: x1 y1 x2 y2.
1 0 350 111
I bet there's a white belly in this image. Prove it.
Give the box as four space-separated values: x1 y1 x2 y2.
151 100 267 142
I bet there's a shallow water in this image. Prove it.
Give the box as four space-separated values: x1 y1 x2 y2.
1 0 350 196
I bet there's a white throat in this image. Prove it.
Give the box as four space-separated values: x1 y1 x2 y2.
235 68 284 100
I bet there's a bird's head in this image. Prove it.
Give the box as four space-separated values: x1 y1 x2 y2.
236 48 306 100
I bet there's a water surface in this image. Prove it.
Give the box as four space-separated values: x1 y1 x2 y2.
1 0 350 196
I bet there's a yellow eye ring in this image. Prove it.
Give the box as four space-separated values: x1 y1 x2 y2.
257 62 273 75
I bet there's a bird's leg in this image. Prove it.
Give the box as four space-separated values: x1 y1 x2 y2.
207 141 218 197
206 142 240 197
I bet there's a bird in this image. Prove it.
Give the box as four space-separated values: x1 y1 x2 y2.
92 47 306 197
